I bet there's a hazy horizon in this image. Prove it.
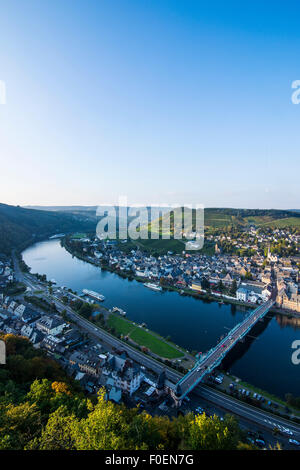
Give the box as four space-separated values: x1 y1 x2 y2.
21 204 300 212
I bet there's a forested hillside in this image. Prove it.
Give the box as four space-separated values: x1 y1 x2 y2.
0 203 95 254
2 202 298 256
0 334 251 450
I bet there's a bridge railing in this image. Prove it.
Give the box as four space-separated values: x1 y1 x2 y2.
177 300 275 393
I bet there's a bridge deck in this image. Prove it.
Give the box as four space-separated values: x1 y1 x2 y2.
176 300 275 399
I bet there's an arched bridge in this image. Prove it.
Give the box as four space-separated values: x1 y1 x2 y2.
172 299 275 404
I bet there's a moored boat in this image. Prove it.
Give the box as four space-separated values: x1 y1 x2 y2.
82 289 105 301
112 306 126 316
143 282 162 292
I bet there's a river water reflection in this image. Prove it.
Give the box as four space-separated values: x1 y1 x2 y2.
23 239 300 398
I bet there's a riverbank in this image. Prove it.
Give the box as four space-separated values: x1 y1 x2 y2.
22 238 300 402
61 237 300 320
61 238 250 303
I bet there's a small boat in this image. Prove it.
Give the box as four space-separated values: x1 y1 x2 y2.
82 289 105 301
112 307 126 316
49 233 65 239
143 282 162 292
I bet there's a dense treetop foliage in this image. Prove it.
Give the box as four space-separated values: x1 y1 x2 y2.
0 334 252 450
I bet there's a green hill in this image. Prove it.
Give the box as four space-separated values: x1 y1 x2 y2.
156 207 300 233
133 208 300 254
0 203 95 254
1 204 299 256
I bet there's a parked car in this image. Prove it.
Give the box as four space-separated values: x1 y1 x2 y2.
289 439 300 446
195 407 204 414
214 374 224 384
255 438 266 448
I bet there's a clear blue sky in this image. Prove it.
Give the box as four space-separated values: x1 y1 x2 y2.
0 0 299 209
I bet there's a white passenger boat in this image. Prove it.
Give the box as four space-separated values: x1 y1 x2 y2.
143 282 162 292
82 289 105 301
112 307 126 316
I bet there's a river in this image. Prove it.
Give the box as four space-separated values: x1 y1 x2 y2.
23 239 300 399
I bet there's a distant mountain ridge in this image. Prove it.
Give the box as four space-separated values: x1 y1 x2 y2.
0 203 96 255
1 203 299 256
24 205 300 215
23 205 300 232
24 205 98 211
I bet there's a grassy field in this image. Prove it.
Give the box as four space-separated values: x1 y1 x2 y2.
117 236 216 255
137 238 185 254
116 238 185 255
205 213 300 229
256 217 300 229
107 314 184 359
157 208 300 230
245 215 275 225
204 213 239 228
71 232 87 239
107 314 135 336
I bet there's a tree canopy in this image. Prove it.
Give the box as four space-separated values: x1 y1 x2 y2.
0 333 252 450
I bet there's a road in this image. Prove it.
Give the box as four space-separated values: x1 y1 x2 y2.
194 385 300 439
14 265 300 441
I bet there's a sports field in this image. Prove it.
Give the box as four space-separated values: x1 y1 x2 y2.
107 314 184 359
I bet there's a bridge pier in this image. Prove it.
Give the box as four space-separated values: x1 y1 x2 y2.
171 394 182 408
170 383 183 408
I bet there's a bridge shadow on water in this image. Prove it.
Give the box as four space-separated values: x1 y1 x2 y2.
219 311 274 372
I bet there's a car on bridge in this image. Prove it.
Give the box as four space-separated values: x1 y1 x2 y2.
289 439 300 446
255 438 266 449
